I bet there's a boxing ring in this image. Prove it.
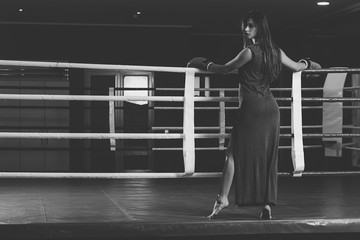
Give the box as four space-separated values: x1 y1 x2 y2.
0 60 360 239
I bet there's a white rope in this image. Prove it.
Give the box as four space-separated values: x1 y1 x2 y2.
0 132 231 139
0 132 183 139
343 146 360 151
271 87 323 91
2 171 358 179
154 107 239 110
195 97 238 102
152 126 233 130
0 172 222 179
0 59 193 73
153 145 324 150
0 93 185 102
153 147 228 151
195 133 230 138
0 93 239 102
156 88 239 91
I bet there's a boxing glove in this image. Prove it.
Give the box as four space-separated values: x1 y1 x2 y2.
187 57 213 71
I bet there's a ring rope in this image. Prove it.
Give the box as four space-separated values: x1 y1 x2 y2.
2 94 360 103
152 125 358 131
0 171 359 179
0 93 239 103
0 93 184 102
303 68 360 73
1 59 359 73
278 171 360 177
152 145 324 151
302 97 360 102
343 146 360 151
0 60 191 73
280 133 360 138
0 132 183 139
0 132 357 139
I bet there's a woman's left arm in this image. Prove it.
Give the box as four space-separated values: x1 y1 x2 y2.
207 48 253 74
280 49 307 72
281 49 321 71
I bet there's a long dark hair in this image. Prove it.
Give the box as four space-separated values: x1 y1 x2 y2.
242 10 282 81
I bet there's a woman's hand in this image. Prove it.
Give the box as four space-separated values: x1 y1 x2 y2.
299 58 321 69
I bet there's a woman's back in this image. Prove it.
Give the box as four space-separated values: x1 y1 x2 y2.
238 43 274 96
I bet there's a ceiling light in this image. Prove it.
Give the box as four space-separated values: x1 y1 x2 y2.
317 2 330 6
18 8 24 12
133 11 142 18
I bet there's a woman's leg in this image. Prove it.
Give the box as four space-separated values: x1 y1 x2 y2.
218 149 234 203
207 140 234 218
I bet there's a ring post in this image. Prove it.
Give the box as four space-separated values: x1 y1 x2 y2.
183 70 196 175
291 71 305 177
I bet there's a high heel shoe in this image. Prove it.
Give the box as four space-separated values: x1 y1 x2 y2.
206 196 229 219
259 206 272 220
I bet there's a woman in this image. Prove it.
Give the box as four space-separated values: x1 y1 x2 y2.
187 10 320 220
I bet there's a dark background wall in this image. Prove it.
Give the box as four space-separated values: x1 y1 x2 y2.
0 24 359 173
1 24 359 68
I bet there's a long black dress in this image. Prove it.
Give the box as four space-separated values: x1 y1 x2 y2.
228 43 280 206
